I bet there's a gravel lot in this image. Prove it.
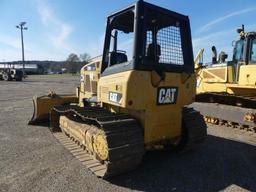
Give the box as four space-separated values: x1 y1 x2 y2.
0 75 255 192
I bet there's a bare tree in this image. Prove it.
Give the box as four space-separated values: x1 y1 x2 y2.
80 53 91 63
64 53 81 74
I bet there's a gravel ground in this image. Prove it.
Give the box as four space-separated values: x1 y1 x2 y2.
0 75 255 192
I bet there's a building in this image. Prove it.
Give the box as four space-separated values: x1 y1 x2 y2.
0 63 44 74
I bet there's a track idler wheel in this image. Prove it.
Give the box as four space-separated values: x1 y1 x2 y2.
93 131 109 161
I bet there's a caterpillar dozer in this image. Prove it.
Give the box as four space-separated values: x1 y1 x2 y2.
192 25 256 132
32 0 207 178
28 56 102 124
76 55 102 107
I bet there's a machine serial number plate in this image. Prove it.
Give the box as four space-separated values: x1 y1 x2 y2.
109 92 122 103
157 87 178 105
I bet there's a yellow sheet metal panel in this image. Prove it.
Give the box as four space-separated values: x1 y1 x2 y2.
227 66 234 83
200 82 228 94
196 65 231 94
98 70 195 145
196 64 256 95
201 66 227 83
238 65 256 86
226 84 256 95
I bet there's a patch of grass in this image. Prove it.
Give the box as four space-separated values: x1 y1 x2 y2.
28 73 80 78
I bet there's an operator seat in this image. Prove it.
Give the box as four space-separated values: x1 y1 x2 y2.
147 43 161 63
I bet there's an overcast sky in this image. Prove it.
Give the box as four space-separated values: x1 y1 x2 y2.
1 0 256 62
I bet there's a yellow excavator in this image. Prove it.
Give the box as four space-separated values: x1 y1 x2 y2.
193 25 256 132
30 0 206 178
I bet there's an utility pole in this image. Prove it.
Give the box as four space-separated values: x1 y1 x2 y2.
16 22 27 77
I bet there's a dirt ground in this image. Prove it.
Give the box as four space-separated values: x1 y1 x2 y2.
0 75 255 192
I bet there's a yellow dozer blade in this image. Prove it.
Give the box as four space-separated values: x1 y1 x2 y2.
28 92 78 125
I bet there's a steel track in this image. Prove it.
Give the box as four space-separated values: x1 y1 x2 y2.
50 105 144 178
195 93 256 134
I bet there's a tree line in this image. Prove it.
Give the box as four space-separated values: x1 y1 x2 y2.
64 53 91 74
0 52 91 74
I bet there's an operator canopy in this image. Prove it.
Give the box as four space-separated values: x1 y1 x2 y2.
101 1 193 74
111 8 180 33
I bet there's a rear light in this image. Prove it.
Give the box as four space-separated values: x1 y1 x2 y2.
128 100 133 106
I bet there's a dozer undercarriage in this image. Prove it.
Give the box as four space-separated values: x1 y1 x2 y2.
50 105 205 178
51 105 144 178
192 93 256 133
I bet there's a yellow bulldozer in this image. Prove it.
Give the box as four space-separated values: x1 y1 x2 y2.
192 25 256 132
29 0 206 178
76 55 102 107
